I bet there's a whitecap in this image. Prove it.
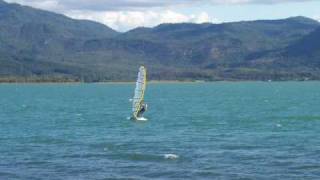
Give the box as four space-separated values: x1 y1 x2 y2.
164 154 179 160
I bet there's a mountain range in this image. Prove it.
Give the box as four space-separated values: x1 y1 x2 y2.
0 0 320 82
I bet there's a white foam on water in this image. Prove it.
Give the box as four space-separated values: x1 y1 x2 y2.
136 117 148 121
129 99 133 102
164 154 179 160
276 123 282 128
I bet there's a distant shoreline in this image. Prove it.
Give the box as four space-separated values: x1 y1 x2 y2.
0 80 318 84
0 76 318 84
0 80 204 84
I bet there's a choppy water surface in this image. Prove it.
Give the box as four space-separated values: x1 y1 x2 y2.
0 82 320 179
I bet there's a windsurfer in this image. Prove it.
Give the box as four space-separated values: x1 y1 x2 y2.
131 66 147 120
137 102 147 117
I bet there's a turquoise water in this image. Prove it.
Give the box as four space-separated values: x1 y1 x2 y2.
0 82 320 179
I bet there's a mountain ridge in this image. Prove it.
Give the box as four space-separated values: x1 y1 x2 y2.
1 0 320 82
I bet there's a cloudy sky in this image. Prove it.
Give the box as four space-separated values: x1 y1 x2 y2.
4 0 320 31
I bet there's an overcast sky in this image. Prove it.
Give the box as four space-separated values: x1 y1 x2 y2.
4 0 320 31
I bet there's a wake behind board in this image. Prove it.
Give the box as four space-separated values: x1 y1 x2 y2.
131 116 148 121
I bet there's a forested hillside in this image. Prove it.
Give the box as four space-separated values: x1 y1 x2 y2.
0 0 320 82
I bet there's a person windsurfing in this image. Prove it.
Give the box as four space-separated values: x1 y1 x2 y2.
137 101 147 118
131 66 148 121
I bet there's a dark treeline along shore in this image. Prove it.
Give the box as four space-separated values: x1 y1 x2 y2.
0 0 320 82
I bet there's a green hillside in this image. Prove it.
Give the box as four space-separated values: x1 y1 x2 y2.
0 0 320 82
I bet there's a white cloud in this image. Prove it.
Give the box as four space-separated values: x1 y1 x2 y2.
5 0 219 31
3 0 314 31
209 0 313 5
5 0 315 11
66 10 219 31
6 0 62 11
194 12 211 23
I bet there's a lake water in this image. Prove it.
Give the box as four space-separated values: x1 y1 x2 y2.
0 82 320 179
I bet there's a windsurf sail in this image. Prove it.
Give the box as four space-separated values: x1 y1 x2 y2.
132 66 147 119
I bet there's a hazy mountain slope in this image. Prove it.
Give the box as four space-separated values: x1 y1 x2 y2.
236 26 320 80
1 0 320 81
277 27 320 78
121 17 319 68
286 27 320 60
0 0 121 80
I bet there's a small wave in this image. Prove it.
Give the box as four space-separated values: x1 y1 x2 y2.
164 154 179 160
276 123 282 128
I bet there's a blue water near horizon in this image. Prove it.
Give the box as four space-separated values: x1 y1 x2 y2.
0 82 320 179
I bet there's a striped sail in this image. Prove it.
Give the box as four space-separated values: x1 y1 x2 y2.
132 66 147 118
